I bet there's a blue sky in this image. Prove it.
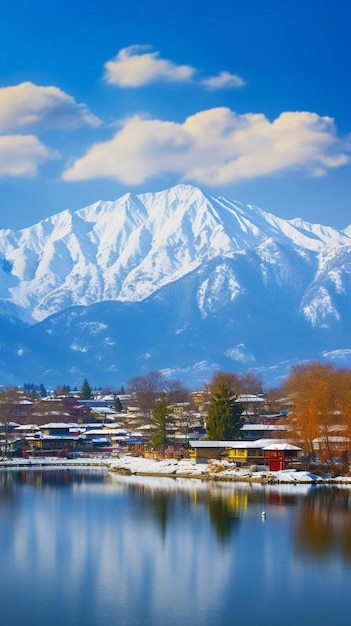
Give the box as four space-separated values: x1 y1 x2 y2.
0 0 350 230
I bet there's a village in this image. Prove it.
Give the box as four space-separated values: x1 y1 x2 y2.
1 377 350 480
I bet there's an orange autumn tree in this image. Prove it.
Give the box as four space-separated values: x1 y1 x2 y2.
285 363 321 456
335 367 351 466
285 361 351 463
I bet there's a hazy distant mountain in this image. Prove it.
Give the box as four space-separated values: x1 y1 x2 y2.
0 184 350 388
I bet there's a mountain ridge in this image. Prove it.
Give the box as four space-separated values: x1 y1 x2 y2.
0 183 350 388
1 183 350 323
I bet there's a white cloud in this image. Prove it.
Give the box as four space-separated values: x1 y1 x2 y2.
224 344 255 363
63 108 349 185
0 82 101 132
104 45 196 87
104 45 246 90
201 71 246 89
0 135 57 177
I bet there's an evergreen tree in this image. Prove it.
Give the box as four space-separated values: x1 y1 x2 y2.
113 395 123 412
79 378 93 400
149 394 175 455
206 384 244 440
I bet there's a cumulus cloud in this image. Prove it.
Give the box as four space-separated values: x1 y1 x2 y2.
201 71 246 89
0 82 101 132
104 45 196 87
104 45 246 89
0 135 57 177
63 108 349 185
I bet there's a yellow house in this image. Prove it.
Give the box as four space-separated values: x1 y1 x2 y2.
188 440 229 462
189 439 285 465
227 442 265 465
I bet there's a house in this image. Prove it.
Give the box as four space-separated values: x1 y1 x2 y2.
263 443 302 471
69 403 92 423
189 440 230 462
226 439 280 466
188 438 270 465
234 394 266 419
189 438 302 470
24 422 86 454
240 423 289 441
39 422 83 437
312 436 350 457
8 437 31 458
12 424 39 435
21 421 127 455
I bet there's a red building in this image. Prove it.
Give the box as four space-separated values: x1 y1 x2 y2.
263 443 302 471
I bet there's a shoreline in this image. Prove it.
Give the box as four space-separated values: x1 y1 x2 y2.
1 454 351 486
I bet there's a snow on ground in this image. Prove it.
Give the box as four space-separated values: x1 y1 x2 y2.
1 453 351 485
107 455 329 483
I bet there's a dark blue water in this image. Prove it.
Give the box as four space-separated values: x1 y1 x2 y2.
0 468 350 626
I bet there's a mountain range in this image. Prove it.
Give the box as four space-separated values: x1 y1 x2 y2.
0 183 350 390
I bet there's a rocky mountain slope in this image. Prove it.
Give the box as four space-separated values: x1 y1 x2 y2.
0 184 350 388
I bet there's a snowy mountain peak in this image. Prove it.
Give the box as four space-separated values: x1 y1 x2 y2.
0 184 350 325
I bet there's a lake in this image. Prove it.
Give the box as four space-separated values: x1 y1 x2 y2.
0 468 350 626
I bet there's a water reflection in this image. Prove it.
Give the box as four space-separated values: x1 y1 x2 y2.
2 469 351 554
294 487 351 562
0 469 351 626
208 495 241 543
117 474 351 558
120 477 245 543
0 471 19 508
3 467 108 487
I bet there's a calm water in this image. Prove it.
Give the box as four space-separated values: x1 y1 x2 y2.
0 469 351 626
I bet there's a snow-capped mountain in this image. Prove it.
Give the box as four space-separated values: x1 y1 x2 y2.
0 184 350 388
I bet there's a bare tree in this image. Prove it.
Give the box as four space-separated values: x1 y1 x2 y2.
164 379 189 405
0 387 20 456
208 370 264 396
208 371 242 394
127 371 166 418
239 371 264 395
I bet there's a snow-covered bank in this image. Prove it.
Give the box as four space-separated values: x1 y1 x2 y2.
2 454 350 486
0 454 351 488
105 455 334 484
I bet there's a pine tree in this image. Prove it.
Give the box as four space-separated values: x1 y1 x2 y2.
79 378 93 400
113 396 123 412
206 384 244 440
149 394 175 455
